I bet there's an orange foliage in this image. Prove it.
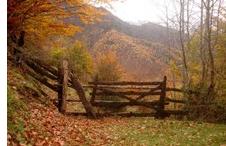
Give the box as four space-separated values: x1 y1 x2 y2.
8 0 111 40
96 51 125 81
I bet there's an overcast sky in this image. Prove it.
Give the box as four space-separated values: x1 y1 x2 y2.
104 0 176 25
103 0 225 26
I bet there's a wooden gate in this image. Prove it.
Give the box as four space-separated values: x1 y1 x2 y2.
88 76 168 118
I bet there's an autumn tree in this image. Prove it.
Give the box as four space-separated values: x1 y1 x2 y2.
7 0 109 36
67 41 93 80
49 40 93 80
164 0 226 120
95 51 123 82
7 0 115 61
179 0 189 87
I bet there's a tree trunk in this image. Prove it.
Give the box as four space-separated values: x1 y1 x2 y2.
205 0 215 99
200 0 207 86
179 0 189 86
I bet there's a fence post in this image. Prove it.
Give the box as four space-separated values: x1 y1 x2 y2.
157 76 167 118
70 72 97 119
58 59 69 113
90 75 98 104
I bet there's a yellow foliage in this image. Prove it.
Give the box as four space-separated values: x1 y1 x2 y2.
49 40 93 80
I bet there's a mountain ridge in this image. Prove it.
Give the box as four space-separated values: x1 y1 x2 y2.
71 7 178 80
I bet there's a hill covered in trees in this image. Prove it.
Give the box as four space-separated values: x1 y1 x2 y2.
71 8 179 80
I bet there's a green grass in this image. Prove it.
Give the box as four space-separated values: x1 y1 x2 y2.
104 118 226 146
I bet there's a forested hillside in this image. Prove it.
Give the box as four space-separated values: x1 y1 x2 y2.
73 8 178 80
75 8 179 47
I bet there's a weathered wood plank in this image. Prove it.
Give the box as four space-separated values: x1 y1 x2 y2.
96 89 136 101
135 86 161 100
70 72 97 119
165 97 187 104
156 76 167 118
92 100 169 108
83 85 160 90
88 81 162 86
90 75 98 103
30 58 58 76
25 60 58 80
58 60 68 113
166 87 182 92
25 66 58 92
92 91 161 96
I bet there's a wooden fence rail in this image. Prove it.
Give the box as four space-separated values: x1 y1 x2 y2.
88 81 162 86
21 56 97 118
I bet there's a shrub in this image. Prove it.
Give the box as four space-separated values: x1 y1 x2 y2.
95 51 123 82
49 40 93 80
67 41 93 80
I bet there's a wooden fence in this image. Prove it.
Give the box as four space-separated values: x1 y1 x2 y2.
10 53 188 119
9 31 188 119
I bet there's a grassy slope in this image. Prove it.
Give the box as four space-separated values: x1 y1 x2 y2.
7 63 226 146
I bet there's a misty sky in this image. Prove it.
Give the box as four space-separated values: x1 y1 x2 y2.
104 0 225 26
105 0 176 24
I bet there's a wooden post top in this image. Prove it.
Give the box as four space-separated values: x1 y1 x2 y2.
163 76 167 82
